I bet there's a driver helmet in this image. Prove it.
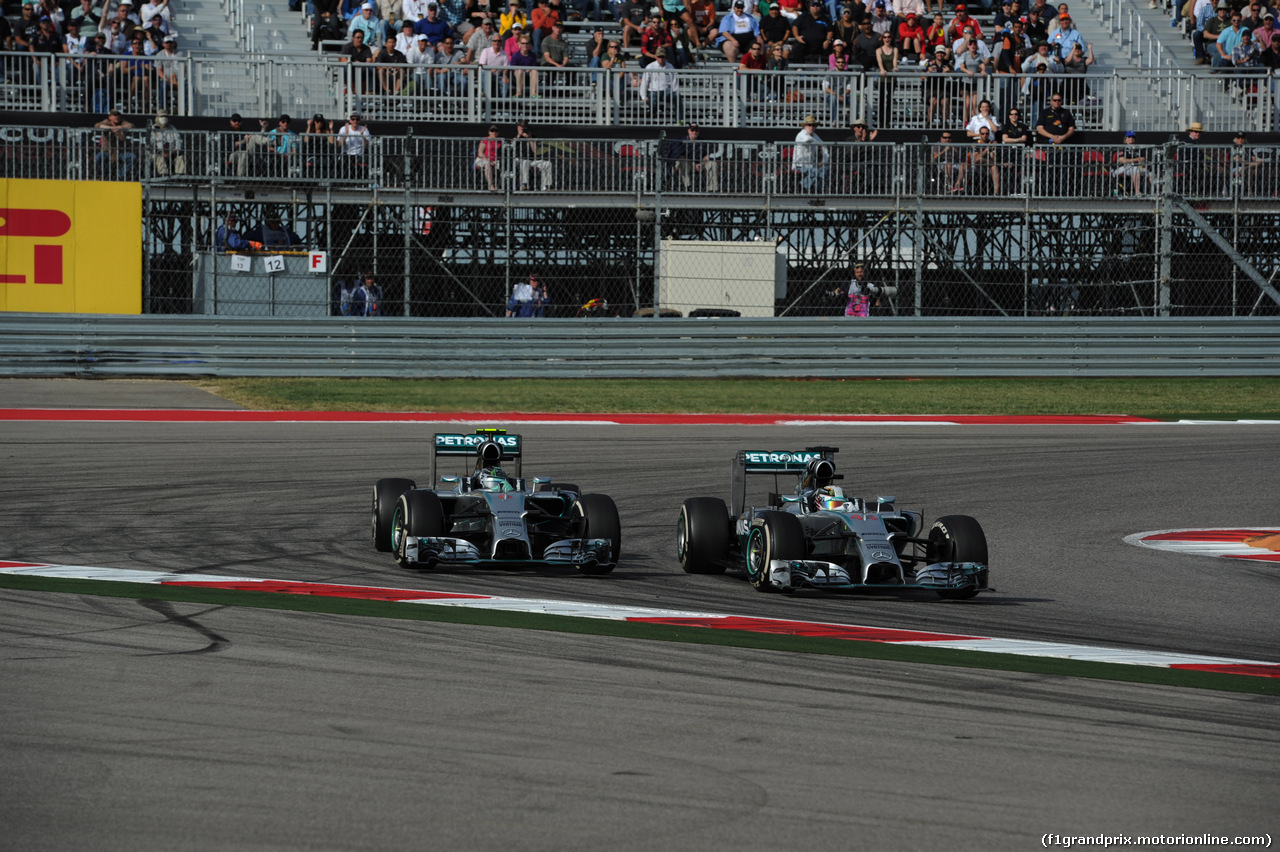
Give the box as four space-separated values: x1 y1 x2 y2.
814 485 847 511
476 466 513 492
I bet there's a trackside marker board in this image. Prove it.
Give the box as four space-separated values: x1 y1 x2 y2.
1 561 1276 680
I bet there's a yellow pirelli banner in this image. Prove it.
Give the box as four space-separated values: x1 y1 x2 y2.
0 179 142 314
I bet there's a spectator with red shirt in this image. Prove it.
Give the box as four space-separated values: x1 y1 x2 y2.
946 4 981 43
897 11 924 58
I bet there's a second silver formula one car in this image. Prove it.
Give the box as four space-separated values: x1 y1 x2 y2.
677 446 989 598
372 429 620 573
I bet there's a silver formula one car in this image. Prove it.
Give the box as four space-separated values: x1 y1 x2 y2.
372 428 620 573
677 446 989 598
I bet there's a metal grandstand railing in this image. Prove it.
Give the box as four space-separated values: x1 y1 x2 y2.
3 126 1276 203
3 53 1277 133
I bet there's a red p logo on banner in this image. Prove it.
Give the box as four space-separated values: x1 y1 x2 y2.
0 208 73 285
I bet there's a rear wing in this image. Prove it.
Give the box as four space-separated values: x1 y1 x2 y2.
731 446 839 515
431 428 523 483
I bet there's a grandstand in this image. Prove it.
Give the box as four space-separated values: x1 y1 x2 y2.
1 0 1277 318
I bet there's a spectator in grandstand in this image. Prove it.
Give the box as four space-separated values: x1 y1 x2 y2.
1196 2 1230 65
341 28 375 62
1035 91 1075 144
152 33 181 108
614 0 645 46
94 108 136 179
433 35 469 93
112 35 155 109
999 105 1030 144
1047 12 1083 60
312 0 344 49
717 0 760 63
1021 38 1061 73
374 34 408 94
640 12 673 65
403 0 431 24
954 37 989 118
1214 8 1248 67
352 2 390 42
139 12 167 51
1262 24 1280 69
1046 2 1070 36
792 115 828 191
463 17 495 57
395 19 418 53
930 130 960 190
407 31 435 87
412 1 452 43
661 123 719 191
335 113 371 176
63 19 88 54
512 120 554 190
246 211 304 248
965 97 998 139
867 0 892 40
1025 7 1048 46
500 0 529 36
585 27 607 67
826 36 847 66
258 115 299 176
639 46 681 117
1111 131 1153 195
149 110 185 176
923 11 946 50
215 214 263 252
739 39 767 83
509 30 539 94
503 21 524 57
791 0 833 62
852 17 879 69
950 24 987 58
301 113 337 178
992 0 1015 29
951 123 998 192
1256 12 1278 48
832 5 860 45
1240 2 1265 30
689 0 718 51
476 31 509 94
823 53 852 120
528 0 556 54
993 18 1029 114
70 0 103 39
1230 130 1264 194
945 4 980 43
1059 39 1093 103
921 44 952 125
31 17 63 56
377 0 403 29
896 12 924 59
541 20 571 66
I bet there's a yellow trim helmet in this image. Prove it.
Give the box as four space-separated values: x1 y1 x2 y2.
815 485 847 511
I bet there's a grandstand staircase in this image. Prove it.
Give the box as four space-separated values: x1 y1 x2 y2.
176 0 310 55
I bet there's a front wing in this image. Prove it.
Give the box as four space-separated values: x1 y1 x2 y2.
401 534 614 569
767 559 989 593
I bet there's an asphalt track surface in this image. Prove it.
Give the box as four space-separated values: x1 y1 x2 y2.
1 379 1276 851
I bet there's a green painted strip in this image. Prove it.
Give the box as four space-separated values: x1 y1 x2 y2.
2 572 1275 696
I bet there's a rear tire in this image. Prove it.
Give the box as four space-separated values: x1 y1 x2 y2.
393 490 446 567
746 511 804 591
677 497 730 574
573 493 621 574
372 477 415 552
928 514 988 600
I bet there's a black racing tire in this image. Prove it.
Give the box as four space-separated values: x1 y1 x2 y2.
372 477 415 552
677 497 731 575
392 490 446 567
746 511 805 591
573 493 621 574
538 482 581 495
928 514 988 600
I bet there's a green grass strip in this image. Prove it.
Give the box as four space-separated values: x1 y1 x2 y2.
4 572 1275 696
199 377 1280 420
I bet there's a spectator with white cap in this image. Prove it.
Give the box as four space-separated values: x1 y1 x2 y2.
350 2 388 43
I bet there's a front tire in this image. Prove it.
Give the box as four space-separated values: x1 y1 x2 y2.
392 490 445 567
677 497 730 574
573 493 621 574
372 477 415 552
746 511 804 591
928 514 988 600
